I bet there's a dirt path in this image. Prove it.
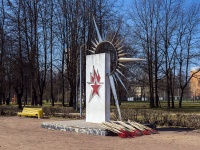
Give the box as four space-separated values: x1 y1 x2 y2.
0 116 200 150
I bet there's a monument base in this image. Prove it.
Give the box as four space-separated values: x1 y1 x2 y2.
41 120 117 136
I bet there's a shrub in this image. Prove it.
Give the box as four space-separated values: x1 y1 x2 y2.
42 106 74 118
113 109 200 129
0 105 75 119
0 106 19 116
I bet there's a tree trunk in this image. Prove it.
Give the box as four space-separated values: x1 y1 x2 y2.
179 90 184 108
50 1 54 107
69 81 76 109
17 94 22 109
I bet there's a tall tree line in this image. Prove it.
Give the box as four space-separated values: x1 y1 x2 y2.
0 0 122 109
0 0 199 109
129 0 200 108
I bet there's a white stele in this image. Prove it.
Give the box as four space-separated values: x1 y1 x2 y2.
86 53 110 123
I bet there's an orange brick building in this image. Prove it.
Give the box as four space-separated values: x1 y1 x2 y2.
190 70 200 100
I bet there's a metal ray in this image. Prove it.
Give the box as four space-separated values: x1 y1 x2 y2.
116 69 126 78
114 39 120 46
109 75 122 120
92 41 97 48
114 72 128 92
95 38 99 45
116 65 122 70
118 53 128 57
118 63 126 68
87 49 95 53
112 73 118 85
118 58 146 62
93 16 103 42
116 45 124 50
117 50 124 54
111 24 121 43
111 32 118 43
102 33 106 41
115 39 124 48
106 35 111 41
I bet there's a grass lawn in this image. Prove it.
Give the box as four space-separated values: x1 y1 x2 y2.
6 100 200 114
111 100 200 113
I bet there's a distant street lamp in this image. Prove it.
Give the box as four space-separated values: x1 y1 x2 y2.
76 66 78 111
80 43 86 118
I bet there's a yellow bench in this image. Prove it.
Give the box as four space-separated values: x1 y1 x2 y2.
17 108 43 119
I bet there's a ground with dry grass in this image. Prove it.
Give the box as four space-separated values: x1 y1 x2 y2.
0 116 200 150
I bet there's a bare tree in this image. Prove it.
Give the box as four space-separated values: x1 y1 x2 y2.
175 2 200 108
1 0 141 109
6 0 25 109
129 0 164 107
129 0 200 108
0 0 6 105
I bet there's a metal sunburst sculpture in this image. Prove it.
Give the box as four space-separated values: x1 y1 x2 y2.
88 18 145 120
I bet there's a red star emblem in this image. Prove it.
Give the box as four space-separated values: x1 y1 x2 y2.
91 81 101 96
88 66 103 101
